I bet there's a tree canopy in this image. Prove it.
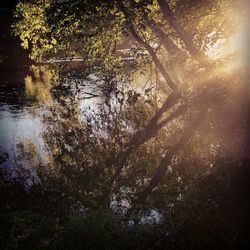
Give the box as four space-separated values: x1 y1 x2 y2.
13 0 248 206
1 1 249 248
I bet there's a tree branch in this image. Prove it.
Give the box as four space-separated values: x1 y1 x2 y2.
129 0 182 55
129 25 177 91
157 0 209 65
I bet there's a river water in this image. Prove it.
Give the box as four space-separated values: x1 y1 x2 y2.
0 8 103 174
0 8 37 168
0 5 156 186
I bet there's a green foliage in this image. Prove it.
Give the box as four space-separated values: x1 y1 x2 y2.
13 0 235 66
14 0 57 60
4 0 249 249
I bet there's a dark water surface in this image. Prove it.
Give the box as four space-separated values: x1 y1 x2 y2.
0 8 70 172
0 7 108 177
0 8 39 166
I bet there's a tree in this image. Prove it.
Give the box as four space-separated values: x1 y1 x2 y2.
13 0 246 209
1 1 248 248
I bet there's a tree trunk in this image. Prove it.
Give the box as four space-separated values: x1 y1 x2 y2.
157 0 208 65
129 25 177 91
129 0 182 55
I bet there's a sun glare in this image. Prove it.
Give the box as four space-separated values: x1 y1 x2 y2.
206 11 246 75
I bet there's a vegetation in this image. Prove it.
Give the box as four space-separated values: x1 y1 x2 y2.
0 0 249 249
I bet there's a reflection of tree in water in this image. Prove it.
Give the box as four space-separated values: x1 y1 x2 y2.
40 66 248 213
24 65 58 105
1 0 249 248
29 65 248 249
12 0 248 220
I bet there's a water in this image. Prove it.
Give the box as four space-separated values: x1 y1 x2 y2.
0 9 83 171
0 6 153 187
0 7 118 175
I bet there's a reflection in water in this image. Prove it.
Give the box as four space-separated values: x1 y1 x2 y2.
0 65 59 173
0 62 137 177
0 105 45 176
24 65 56 104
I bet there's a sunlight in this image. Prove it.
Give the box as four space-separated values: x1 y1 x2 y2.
206 11 245 76
207 16 244 61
